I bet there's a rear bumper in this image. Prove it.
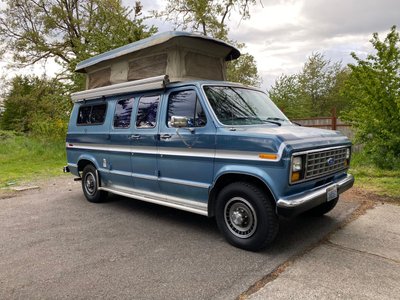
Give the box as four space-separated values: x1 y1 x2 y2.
64 163 79 177
276 174 355 218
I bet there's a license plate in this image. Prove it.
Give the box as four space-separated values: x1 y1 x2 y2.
326 185 338 202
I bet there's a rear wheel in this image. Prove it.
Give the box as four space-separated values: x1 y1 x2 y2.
82 164 108 203
215 182 279 251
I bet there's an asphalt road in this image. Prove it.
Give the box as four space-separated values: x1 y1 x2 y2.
0 176 359 300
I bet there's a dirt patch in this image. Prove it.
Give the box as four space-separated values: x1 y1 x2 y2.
0 193 18 200
342 185 400 205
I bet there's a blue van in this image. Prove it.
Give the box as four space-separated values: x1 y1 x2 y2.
64 32 354 251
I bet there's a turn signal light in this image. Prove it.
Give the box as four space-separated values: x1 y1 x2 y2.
259 154 277 160
291 172 300 181
345 160 348 166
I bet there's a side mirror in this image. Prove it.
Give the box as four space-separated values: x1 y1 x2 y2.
171 116 188 128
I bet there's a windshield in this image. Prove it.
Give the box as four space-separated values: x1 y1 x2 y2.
203 86 290 126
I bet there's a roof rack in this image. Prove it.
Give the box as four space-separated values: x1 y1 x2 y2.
71 75 170 103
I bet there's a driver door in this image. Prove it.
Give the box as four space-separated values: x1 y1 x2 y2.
157 88 216 204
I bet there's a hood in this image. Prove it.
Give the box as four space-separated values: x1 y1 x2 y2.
216 124 351 157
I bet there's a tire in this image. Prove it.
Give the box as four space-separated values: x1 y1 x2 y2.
215 182 279 251
305 197 339 216
81 164 108 203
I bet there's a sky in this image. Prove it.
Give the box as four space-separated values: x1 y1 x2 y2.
1 0 399 92
139 0 400 91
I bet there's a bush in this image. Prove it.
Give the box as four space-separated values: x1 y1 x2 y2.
352 149 400 170
0 75 72 141
0 130 23 141
341 26 400 167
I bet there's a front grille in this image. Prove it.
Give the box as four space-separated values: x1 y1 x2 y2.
306 148 347 179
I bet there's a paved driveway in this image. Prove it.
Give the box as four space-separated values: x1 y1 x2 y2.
0 176 359 300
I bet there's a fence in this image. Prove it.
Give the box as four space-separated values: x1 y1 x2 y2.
290 108 363 152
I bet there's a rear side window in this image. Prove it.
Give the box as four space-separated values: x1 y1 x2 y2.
114 98 135 129
77 103 107 125
136 95 160 129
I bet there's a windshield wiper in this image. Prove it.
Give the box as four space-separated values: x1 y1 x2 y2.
266 117 287 122
267 117 301 126
229 116 264 123
261 119 281 126
229 117 281 126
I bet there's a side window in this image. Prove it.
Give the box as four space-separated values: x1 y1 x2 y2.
77 103 107 125
77 106 91 124
114 98 135 129
136 95 160 129
91 104 107 124
167 90 207 127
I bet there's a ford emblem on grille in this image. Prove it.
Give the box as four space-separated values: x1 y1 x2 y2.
327 158 335 165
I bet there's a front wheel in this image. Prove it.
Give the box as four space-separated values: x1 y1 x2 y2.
215 182 279 251
82 164 108 203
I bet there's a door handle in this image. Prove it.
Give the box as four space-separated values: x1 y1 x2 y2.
160 134 171 140
130 134 141 139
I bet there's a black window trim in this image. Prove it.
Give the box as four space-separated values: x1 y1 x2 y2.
76 102 108 126
135 94 161 129
194 97 207 128
112 97 135 130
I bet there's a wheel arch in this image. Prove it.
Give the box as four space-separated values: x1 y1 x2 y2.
77 156 99 174
208 172 277 217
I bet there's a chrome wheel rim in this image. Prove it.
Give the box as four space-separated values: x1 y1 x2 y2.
224 197 257 238
84 172 96 196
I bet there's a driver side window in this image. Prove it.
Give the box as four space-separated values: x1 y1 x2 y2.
167 90 207 127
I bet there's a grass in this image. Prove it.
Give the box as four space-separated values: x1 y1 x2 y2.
0 131 66 188
350 151 400 202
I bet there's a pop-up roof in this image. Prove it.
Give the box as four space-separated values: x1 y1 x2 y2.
75 31 241 90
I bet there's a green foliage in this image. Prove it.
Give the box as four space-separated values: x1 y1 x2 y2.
268 74 309 118
0 131 66 187
0 75 72 140
0 0 157 88
153 0 262 87
268 53 351 119
350 151 400 202
226 42 262 87
0 130 23 140
341 26 400 168
0 0 158 140
152 0 256 39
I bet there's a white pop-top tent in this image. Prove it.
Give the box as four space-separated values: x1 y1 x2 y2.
75 31 241 90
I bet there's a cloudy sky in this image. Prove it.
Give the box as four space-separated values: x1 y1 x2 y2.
140 0 400 91
1 0 399 92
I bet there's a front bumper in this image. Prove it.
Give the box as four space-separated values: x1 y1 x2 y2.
276 174 354 218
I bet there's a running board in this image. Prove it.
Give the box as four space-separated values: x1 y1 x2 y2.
98 186 208 217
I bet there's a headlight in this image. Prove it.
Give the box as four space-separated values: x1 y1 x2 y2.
346 148 350 159
292 156 302 172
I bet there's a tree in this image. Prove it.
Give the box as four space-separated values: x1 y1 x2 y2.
0 75 72 140
268 52 351 119
298 53 350 117
0 0 157 90
268 74 308 118
226 42 262 87
341 26 400 168
152 0 262 86
152 0 256 39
